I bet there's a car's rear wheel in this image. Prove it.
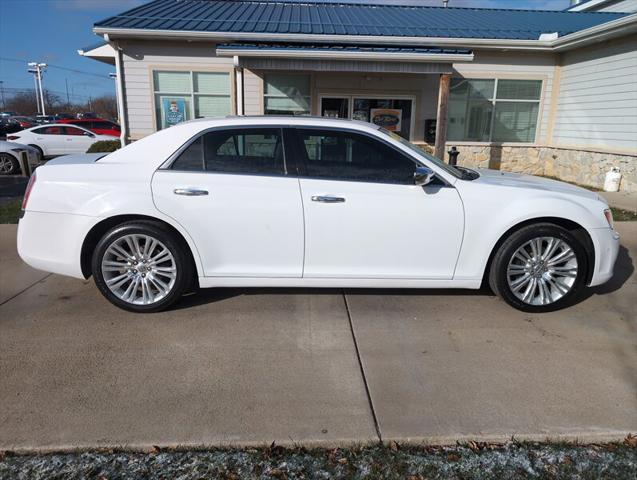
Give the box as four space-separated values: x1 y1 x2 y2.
489 223 588 312
0 153 19 175
92 221 192 312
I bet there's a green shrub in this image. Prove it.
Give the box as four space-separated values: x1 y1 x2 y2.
87 140 121 153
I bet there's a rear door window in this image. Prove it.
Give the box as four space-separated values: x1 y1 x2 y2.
172 128 286 175
34 126 64 135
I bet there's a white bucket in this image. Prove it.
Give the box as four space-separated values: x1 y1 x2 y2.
604 167 621 192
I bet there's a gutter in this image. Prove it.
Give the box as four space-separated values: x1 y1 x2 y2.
93 28 554 51
216 48 475 62
93 13 637 53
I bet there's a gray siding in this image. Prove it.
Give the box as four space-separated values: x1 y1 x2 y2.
553 38 637 152
243 69 263 116
120 41 233 138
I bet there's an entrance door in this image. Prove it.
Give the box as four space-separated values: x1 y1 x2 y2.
319 95 415 140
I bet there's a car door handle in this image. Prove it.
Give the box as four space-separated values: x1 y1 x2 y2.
174 188 209 196
311 195 346 203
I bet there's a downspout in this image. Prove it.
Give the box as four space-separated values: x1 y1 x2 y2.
108 35 128 147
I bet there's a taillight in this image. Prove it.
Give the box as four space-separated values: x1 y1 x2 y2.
22 172 36 211
6 135 19 140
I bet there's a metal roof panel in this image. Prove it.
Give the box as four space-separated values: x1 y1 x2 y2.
94 0 630 40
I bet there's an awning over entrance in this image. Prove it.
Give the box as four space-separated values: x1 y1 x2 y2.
216 43 473 74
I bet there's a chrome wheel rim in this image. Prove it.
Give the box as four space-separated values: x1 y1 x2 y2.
0 154 15 174
101 234 177 305
507 236 578 306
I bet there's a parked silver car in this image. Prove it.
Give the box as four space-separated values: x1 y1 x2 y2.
0 141 40 175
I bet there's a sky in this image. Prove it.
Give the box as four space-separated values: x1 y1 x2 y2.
0 0 574 105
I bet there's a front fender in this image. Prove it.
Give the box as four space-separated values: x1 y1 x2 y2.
453 187 607 282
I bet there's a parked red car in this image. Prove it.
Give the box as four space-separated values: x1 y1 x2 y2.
10 116 37 129
57 118 121 137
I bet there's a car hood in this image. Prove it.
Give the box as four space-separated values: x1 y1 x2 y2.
472 169 600 201
46 153 108 165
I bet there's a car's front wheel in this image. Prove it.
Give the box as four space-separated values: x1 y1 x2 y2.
489 223 588 312
92 221 192 312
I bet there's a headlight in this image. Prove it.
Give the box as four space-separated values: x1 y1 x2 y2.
604 208 614 229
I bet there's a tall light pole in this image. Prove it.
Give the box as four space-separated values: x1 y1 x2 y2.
0 81 5 111
28 68 40 114
28 62 47 116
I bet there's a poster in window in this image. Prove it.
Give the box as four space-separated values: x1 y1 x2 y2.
162 97 186 127
352 110 368 122
370 108 402 132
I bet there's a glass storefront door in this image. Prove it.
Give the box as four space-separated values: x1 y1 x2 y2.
320 95 414 140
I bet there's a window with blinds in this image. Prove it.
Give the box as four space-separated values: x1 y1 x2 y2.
264 74 311 116
447 78 542 143
153 71 232 130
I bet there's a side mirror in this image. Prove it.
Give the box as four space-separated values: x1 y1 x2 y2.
414 166 435 186
84 132 95 138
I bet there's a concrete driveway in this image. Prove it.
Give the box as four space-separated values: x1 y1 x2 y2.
1 223 635 452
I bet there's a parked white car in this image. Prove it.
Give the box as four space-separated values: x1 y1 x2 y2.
0 141 40 175
6 124 117 158
17 117 619 313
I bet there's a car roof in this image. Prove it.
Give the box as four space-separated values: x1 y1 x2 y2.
28 123 91 130
180 115 382 133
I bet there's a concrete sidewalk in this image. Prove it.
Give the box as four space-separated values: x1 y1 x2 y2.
0 223 635 452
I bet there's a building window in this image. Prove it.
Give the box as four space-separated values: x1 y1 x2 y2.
153 70 231 130
264 74 311 115
447 78 542 143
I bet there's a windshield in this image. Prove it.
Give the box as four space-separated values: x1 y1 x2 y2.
377 128 465 179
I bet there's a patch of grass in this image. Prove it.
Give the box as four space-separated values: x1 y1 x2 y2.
1 441 636 480
0 199 21 224
612 207 637 222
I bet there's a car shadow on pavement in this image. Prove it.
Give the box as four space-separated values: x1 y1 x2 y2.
170 246 633 312
588 245 634 297
171 285 492 311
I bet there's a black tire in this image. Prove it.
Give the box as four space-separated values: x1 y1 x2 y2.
91 221 193 313
488 223 588 313
0 152 20 175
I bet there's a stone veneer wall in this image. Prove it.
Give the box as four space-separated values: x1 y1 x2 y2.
436 144 637 193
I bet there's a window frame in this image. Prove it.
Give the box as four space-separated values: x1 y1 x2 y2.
447 77 544 144
160 125 295 179
287 126 422 186
150 68 235 131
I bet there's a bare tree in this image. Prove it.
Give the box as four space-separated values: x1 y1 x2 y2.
5 91 39 115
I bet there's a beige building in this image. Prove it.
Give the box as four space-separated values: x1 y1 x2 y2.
80 0 637 192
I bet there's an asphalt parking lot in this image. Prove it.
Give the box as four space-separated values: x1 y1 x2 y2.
1 222 635 452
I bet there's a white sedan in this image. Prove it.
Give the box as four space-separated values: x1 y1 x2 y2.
6 124 117 158
17 117 619 313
